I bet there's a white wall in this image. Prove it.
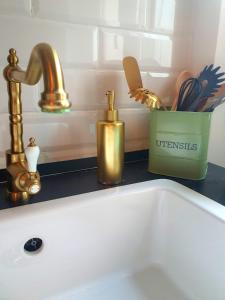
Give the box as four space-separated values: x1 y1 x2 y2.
185 0 225 167
207 0 225 167
0 0 224 168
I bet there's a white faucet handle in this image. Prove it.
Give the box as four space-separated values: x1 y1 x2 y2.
25 137 40 173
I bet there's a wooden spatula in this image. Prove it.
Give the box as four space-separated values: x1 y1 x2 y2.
171 70 192 111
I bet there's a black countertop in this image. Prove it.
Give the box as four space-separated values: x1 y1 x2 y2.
0 151 225 210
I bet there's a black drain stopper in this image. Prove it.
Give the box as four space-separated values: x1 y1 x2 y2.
24 238 43 253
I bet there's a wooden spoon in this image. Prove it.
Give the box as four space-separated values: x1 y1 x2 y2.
171 70 193 111
209 82 225 98
199 83 225 111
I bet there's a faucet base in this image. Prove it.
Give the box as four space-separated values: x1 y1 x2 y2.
6 150 41 202
7 191 30 202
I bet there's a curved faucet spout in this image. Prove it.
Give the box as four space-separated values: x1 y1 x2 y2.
7 43 71 112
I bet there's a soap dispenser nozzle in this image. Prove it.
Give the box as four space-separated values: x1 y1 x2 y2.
105 90 118 122
106 90 115 110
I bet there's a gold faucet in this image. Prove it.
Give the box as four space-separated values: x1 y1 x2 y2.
3 43 71 202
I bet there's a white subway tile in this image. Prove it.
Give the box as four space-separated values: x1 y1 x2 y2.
63 69 100 110
94 70 148 109
208 103 225 167
145 72 177 105
0 108 148 168
140 33 172 69
140 33 192 71
170 36 192 69
1 69 119 116
63 69 148 110
0 114 10 158
0 73 39 113
32 0 103 24
145 0 193 34
150 0 176 33
101 0 146 28
64 69 176 111
171 0 194 33
0 77 10 113
100 28 141 67
0 0 30 16
0 111 98 167
100 28 191 71
120 108 149 141
33 0 146 29
0 16 98 68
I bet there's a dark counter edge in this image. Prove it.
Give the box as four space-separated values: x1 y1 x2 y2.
0 149 225 210
0 150 149 182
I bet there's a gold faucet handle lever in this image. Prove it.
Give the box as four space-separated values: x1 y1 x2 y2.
27 172 41 195
25 137 40 173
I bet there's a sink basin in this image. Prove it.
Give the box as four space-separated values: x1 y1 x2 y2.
0 179 225 300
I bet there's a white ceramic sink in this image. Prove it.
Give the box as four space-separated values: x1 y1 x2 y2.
0 179 225 300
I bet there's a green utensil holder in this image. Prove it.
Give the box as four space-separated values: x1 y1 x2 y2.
149 111 212 180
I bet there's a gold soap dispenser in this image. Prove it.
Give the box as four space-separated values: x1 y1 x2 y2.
97 90 124 185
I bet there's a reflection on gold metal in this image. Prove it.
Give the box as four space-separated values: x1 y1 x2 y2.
3 43 71 201
122 56 162 110
129 88 161 110
96 91 124 185
4 44 71 113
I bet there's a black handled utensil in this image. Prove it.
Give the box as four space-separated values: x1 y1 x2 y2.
177 64 225 111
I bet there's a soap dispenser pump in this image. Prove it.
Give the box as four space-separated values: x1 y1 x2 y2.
96 90 124 185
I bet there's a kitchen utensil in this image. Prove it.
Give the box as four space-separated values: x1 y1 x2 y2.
122 56 162 110
171 70 193 111
188 64 225 111
200 83 225 111
176 77 202 111
202 94 225 112
207 82 225 100
176 65 225 111
122 56 142 91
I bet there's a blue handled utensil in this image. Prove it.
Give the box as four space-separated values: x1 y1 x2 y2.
188 64 225 111
176 78 202 111
177 64 225 111
203 94 225 112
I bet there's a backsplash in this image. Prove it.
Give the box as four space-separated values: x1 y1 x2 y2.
0 0 224 168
